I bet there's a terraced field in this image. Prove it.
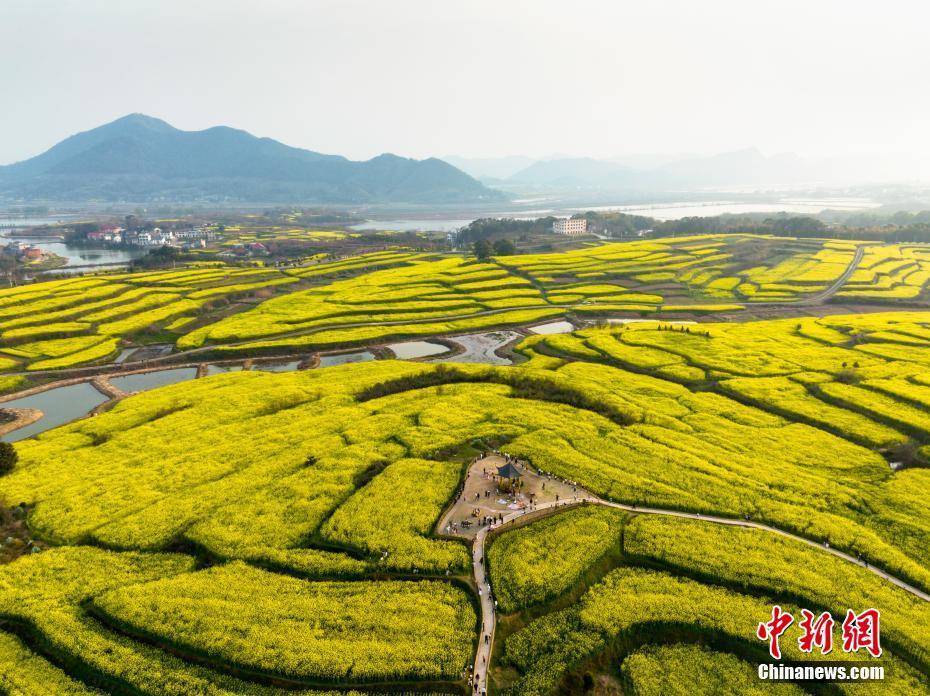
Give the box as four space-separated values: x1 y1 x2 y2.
3 236 930 377
176 253 572 352
0 304 929 692
0 266 300 371
834 244 930 302
217 224 351 246
176 235 870 354
499 514 929 694
497 234 863 303
524 310 930 458
2 235 930 692
213 223 412 250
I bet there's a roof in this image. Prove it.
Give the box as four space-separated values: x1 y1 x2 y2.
496 462 521 478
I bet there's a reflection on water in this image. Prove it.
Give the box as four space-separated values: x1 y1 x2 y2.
605 318 696 325
387 341 448 359
348 197 880 234
0 217 74 227
318 351 375 367
0 231 145 270
205 364 244 377
109 368 197 393
1 382 108 442
527 320 575 335
256 360 302 372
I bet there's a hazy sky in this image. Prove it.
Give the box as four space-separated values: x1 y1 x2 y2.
3 0 929 165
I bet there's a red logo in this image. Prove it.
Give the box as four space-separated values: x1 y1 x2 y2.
798 609 834 655
757 607 881 660
842 608 882 658
757 605 794 660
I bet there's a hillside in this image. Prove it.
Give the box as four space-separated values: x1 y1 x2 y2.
0 114 505 204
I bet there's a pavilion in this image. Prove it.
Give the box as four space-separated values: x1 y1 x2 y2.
496 461 521 479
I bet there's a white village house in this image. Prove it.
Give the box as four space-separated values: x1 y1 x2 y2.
553 218 587 236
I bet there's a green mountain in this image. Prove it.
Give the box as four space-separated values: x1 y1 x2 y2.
0 114 505 204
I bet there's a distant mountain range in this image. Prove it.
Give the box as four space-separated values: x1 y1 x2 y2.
0 114 505 204
449 149 923 191
507 150 814 189
442 155 537 181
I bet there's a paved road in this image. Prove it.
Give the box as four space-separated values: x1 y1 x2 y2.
471 498 587 694
469 474 928 695
471 525 495 696
799 244 865 305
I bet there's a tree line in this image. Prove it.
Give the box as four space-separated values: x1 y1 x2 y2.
459 209 930 254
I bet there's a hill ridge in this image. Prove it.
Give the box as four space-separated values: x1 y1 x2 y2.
0 114 504 204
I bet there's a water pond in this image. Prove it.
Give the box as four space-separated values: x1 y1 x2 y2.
109 368 198 393
386 341 448 359
527 320 575 335
1 382 108 442
318 351 376 367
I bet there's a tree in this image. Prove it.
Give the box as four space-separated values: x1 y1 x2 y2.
473 239 493 262
129 246 192 270
0 442 17 475
492 239 516 256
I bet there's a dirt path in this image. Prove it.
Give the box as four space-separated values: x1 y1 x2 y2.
90 376 129 400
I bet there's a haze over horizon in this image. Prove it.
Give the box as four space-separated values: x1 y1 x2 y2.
3 0 930 176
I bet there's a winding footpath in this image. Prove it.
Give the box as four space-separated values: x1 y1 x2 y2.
798 244 865 305
469 470 928 695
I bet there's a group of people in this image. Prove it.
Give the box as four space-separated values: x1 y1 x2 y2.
465 664 487 696
451 450 588 535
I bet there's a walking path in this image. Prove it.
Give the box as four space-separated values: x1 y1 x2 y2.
90 376 129 400
463 448 927 695
471 525 494 696
801 244 865 304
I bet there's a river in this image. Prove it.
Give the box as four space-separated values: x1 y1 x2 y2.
349 197 880 232
2 234 145 271
0 215 145 271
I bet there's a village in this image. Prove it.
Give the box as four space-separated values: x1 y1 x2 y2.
81 223 218 249
78 222 278 259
